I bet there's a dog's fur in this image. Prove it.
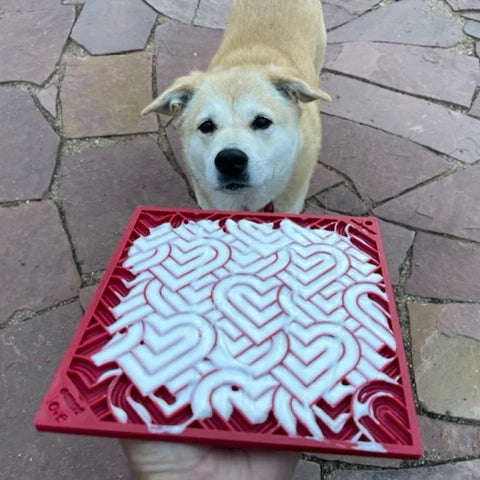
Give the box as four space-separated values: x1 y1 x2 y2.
143 0 330 213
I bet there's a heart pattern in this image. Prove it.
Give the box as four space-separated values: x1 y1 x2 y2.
92 218 398 447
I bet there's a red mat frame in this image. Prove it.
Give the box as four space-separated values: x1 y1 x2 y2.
35 207 422 459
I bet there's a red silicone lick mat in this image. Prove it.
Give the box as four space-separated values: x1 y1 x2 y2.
35 207 422 458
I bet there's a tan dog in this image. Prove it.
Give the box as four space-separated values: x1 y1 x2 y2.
143 0 330 213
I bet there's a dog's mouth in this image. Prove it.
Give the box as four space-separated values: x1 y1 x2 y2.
223 183 249 191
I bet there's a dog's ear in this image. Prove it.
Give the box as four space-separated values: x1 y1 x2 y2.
269 70 331 103
141 71 205 117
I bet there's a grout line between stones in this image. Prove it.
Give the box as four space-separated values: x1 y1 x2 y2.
374 214 480 247
1 296 79 330
192 0 202 24
321 112 478 168
370 164 466 210
322 68 475 114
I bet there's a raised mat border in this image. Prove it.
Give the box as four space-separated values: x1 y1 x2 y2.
35 206 422 459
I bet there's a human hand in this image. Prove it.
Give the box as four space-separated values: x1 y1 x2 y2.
121 438 300 480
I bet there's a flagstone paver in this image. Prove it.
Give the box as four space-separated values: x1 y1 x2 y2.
71 0 157 55
79 285 98 312
325 42 480 107
418 416 480 461
321 115 450 203
145 0 198 23
155 22 223 92
37 85 58 118
194 0 230 29
306 163 343 198
407 233 480 301
464 12 480 21
321 73 480 163
292 460 321 480
436 303 480 342
316 184 367 215
377 220 415 285
4 0 480 478
0 202 80 324
446 0 480 10
0 303 128 480
328 0 464 47
315 453 401 469
327 459 480 479
464 20 480 39
0 87 59 202
0 0 75 84
325 0 381 15
375 164 480 243
61 53 158 138
323 2 354 30
59 138 195 273
470 95 480 118
409 303 480 421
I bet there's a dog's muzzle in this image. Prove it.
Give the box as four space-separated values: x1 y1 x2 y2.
215 149 249 190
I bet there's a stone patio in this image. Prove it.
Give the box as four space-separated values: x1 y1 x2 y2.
1 0 479 478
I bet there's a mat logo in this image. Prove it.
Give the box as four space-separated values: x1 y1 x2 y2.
91 219 398 449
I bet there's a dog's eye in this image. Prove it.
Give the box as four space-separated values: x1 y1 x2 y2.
198 120 216 134
251 115 272 130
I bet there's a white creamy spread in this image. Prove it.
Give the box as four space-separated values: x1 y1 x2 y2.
91 218 396 448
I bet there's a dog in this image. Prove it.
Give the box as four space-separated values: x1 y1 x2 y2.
142 0 330 214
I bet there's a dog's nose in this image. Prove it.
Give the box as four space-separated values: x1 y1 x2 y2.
215 149 248 177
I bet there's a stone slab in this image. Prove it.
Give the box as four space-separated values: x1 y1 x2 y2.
79 285 98 312
324 0 381 16
477 41 480 57
292 459 320 480
323 2 353 30
0 303 128 480
321 115 450 203
71 0 156 55
303 203 328 215
61 53 158 138
406 233 480 302
445 0 480 10
328 459 480 479
155 22 223 93
194 0 230 29
59 138 195 273
375 165 480 243
328 0 464 47
378 220 415 285
145 0 197 23
471 94 480 118
0 1 75 84
463 12 480 21
306 163 343 198
464 20 480 39
436 303 480 342
316 454 401 468
418 415 480 461
409 303 480 420
316 185 366 214
325 42 479 107
321 73 480 164
37 85 58 117
0 202 80 324
0 87 59 202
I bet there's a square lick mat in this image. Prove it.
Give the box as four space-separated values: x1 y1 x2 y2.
35 207 421 458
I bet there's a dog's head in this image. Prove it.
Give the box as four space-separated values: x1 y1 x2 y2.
142 66 330 210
